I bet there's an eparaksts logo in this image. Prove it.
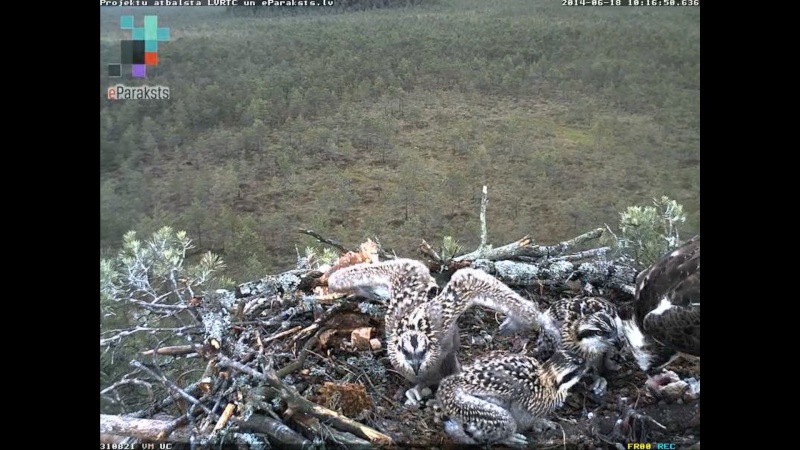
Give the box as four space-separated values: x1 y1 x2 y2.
108 84 170 100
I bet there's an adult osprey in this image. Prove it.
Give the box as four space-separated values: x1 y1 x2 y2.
614 235 700 442
624 234 700 373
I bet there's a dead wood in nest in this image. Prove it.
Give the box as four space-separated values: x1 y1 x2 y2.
101 185 647 449
100 414 195 443
217 355 393 445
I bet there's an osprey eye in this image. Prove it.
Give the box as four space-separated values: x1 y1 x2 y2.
577 329 602 340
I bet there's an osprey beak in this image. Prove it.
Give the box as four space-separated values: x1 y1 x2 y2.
613 334 625 351
411 358 422 375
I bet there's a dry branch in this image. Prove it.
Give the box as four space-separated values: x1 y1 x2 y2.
100 414 194 443
213 403 236 432
471 256 637 294
454 235 535 262
292 413 373 447
278 329 321 378
101 325 203 346
418 240 472 272
418 239 444 266
479 185 489 254
551 246 611 262
130 360 215 417
297 228 396 261
262 325 302 343
292 299 359 343
100 378 154 399
453 228 606 263
297 228 351 254
234 415 312 447
126 383 202 419
129 299 190 312
528 227 605 258
141 344 203 357
217 355 393 445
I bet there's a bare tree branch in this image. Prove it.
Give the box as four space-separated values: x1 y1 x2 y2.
100 378 154 399
101 326 202 347
479 185 489 255
217 355 393 445
297 228 395 260
100 414 194 442
130 360 215 417
530 227 605 258
292 413 372 447
472 256 637 295
141 344 203 357
297 228 351 253
130 298 189 311
455 235 536 262
234 415 312 447
551 246 611 262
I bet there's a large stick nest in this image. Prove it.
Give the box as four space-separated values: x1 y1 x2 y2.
100 229 700 449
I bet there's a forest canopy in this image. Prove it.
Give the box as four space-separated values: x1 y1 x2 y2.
100 0 699 293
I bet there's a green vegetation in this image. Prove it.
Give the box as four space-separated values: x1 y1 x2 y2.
603 196 688 269
100 0 699 278
100 227 231 412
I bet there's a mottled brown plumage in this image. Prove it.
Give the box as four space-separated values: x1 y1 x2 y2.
624 235 700 373
435 350 586 447
328 259 547 407
531 297 625 397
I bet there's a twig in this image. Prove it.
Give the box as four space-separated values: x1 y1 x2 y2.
101 326 202 346
213 403 236 432
357 369 399 408
100 414 194 442
126 381 202 419
532 228 605 258
604 223 619 243
263 326 302 344
297 229 395 260
217 356 393 445
297 229 350 254
129 299 189 312
125 359 216 420
419 239 445 266
473 257 638 292
278 330 322 378
455 235 535 262
291 413 372 447
100 378 154 400
455 228 607 264
551 247 610 262
479 185 488 255
292 299 357 343
418 239 472 272
129 360 214 417
141 344 203 357
621 405 668 430
233 415 312 447
186 404 198 450
210 378 231 419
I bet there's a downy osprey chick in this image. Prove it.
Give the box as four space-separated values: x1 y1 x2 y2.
435 349 587 448
534 297 624 398
327 258 549 407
